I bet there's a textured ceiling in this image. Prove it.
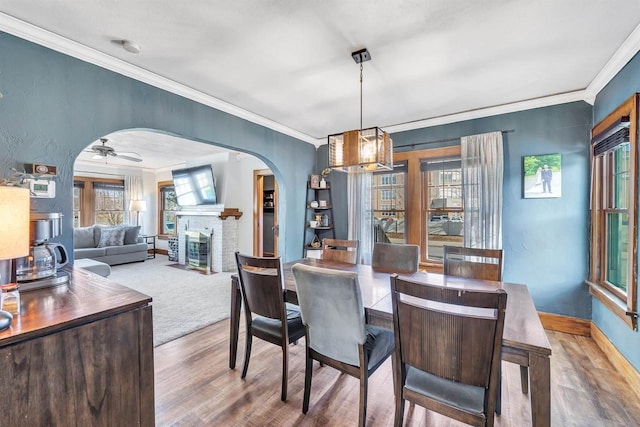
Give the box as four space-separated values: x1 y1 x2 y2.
2 0 640 166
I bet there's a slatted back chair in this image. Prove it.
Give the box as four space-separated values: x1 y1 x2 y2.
391 274 507 427
322 238 359 264
443 246 503 281
371 242 420 274
234 252 306 401
292 263 395 427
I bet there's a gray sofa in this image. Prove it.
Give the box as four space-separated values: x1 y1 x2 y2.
73 225 148 265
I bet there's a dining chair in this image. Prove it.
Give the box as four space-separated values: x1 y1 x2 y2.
442 246 503 281
322 238 359 264
234 252 306 401
371 242 420 274
390 274 507 427
291 263 395 427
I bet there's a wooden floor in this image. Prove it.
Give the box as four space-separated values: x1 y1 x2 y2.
154 319 640 426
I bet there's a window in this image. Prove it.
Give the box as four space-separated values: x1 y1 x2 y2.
422 157 464 261
158 180 178 237
372 163 407 243
93 182 125 226
393 145 462 268
589 93 638 330
73 177 125 227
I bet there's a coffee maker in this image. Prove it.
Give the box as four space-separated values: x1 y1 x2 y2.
15 213 69 291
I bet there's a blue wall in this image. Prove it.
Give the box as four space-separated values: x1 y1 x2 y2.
0 33 315 262
592 50 640 371
328 102 593 319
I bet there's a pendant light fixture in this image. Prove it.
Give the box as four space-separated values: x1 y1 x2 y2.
328 48 393 173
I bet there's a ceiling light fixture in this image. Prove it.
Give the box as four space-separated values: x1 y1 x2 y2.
328 48 393 173
121 40 142 54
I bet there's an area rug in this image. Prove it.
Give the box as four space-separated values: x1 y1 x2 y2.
106 255 233 346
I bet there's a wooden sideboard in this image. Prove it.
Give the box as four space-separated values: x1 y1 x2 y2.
0 267 154 426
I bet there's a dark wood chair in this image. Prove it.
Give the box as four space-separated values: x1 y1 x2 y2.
322 238 359 264
292 263 395 427
442 246 523 413
372 242 420 274
390 274 507 427
234 252 306 401
442 246 503 281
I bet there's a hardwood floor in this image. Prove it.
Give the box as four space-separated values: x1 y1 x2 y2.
154 319 640 426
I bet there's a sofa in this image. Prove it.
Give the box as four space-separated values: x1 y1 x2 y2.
73 225 148 265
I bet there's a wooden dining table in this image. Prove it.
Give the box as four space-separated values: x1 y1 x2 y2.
228 258 552 427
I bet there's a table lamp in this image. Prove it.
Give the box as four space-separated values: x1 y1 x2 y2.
129 199 147 227
0 187 30 331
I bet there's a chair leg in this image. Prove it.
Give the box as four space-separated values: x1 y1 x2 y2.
495 363 502 415
281 344 288 401
358 370 368 427
241 332 252 379
520 365 529 394
302 347 313 414
394 396 405 427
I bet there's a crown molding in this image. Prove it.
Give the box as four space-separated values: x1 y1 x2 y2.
381 90 587 136
3 13 639 149
0 13 320 146
584 22 640 104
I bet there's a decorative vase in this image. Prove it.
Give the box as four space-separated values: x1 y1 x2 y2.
319 177 327 188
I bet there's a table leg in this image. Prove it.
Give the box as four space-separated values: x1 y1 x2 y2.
529 353 550 427
229 275 241 369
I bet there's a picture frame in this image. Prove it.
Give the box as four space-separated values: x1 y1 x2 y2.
310 174 320 189
523 153 562 199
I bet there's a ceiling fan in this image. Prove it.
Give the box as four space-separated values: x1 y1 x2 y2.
86 138 142 162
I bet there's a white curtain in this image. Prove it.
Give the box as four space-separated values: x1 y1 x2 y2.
124 176 144 225
460 131 503 249
347 172 373 264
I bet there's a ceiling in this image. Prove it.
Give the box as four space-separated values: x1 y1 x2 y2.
2 1 640 158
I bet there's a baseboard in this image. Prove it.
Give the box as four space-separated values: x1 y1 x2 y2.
591 324 640 400
538 312 591 336
156 249 168 255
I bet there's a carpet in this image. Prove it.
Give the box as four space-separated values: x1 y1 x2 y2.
106 255 233 346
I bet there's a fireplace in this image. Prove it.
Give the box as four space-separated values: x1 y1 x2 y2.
185 230 212 272
176 209 242 272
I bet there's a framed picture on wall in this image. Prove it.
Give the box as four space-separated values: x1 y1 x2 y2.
523 153 562 198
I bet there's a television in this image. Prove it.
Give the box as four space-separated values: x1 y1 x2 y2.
171 165 218 206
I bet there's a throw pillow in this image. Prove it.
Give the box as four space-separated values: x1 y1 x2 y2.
123 225 141 245
97 227 126 247
74 226 96 248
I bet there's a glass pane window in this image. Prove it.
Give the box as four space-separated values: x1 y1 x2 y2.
606 212 628 291
94 185 125 226
73 186 81 228
372 163 406 243
160 184 178 235
612 143 630 209
422 157 464 261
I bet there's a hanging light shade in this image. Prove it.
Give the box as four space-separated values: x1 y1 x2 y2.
328 127 392 172
327 48 393 173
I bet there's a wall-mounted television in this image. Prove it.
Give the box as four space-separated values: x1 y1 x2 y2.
171 165 218 206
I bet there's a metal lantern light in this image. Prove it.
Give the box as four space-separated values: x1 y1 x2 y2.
327 48 393 173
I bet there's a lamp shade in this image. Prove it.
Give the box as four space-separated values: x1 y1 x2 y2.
328 127 393 173
0 187 30 260
129 200 147 212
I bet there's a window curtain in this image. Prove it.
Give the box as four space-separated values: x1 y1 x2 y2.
124 176 144 226
347 172 373 264
460 131 503 249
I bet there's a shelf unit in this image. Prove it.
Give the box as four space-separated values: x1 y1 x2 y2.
304 181 335 257
263 189 275 212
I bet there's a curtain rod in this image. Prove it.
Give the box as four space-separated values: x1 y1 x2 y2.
398 129 515 151
74 170 126 177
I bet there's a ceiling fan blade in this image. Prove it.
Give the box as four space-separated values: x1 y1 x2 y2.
115 151 141 157
116 154 143 162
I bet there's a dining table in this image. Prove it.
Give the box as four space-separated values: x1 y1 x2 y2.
228 257 552 427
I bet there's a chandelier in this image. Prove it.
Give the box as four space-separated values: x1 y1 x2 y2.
328 48 393 173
